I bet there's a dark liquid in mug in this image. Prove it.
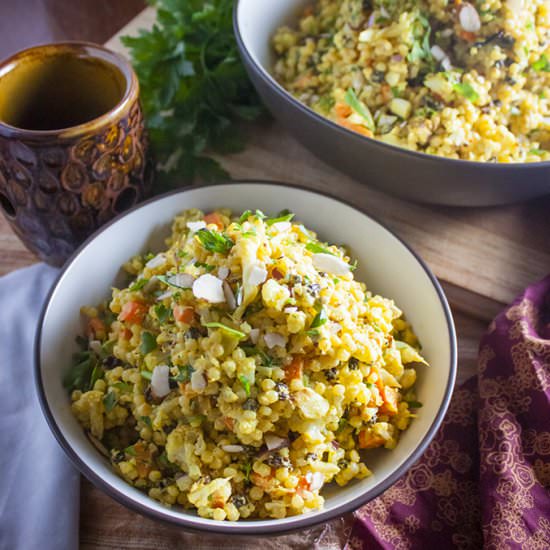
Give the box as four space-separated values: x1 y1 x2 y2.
0 54 126 131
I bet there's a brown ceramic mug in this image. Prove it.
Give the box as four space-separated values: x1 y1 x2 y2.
0 42 152 266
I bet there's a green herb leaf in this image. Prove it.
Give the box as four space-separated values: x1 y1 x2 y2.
306 242 335 255
265 209 295 226
195 229 234 254
407 400 423 409
305 329 320 337
140 370 153 381
204 322 246 339
121 0 264 189
194 261 215 272
238 210 253 224
154 303 170 323
103 391 118 412
140 331 157 355
344 88 375 131
310 307 328 329
453 82 479 102
242 461 252 482
239 375 251 396
140 415 153 428
173 364 194 383
532 54 550 72
112 382 132 392
63 355 101 393
125 445 137 456
529 148 546 156
129 278 149 291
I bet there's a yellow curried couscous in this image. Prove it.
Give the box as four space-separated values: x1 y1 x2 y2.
66 208 427 521
272 0 550 162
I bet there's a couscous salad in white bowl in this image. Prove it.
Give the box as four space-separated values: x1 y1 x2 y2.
35 182 456 534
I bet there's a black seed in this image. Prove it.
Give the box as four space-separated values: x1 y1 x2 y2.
265 453 291 468
243 398 259 411
158 478 171 489
338 459 349 469
505 76 517 85
275 382 290 400
291 275 302 285
185 327 203 339
493 99 502 107
169 378 178 389
305 452 318 462
362 0 372 11
144 386 154 403
307 283 321 297
423 96 443 111
325 367 338 381
163 423 176 434
348 357 359 370
113 451 125 463
366 414 378 426
231 494 248 508
372 70 385 83
103 355 122 370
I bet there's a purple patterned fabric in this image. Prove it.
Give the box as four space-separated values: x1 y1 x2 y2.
347 276 550 550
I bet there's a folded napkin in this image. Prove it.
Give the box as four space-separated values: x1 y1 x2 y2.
349 276 550 549
0 264 79 550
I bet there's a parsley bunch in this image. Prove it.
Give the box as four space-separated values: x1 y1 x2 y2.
122 0 264 190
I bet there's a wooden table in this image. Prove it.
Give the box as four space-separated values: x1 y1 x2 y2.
2 4 550 548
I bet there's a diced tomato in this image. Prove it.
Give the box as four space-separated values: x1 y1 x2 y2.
173 305 195 324
87 317 106 338
296 476 310 497
121 328 132 340
271 267 284 280
203 212 224 230
379 386 399 416
119 301 147 324
334 103 352 118
358 429 385 449
285 356 304 383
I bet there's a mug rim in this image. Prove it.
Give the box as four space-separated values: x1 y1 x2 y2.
0 41 139 140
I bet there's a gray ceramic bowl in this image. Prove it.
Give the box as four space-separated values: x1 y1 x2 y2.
35 182 456 534
234 0 550 206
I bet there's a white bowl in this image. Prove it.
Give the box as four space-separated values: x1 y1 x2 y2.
35 182 456 534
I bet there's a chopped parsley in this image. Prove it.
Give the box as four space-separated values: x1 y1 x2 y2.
140 331 158 355
265 209 295 226
310 307 328 329
238 210 253 223
124 445 137 456
203 322 246 339
103 391 118 412
532 54 550 72
195 228 234 254
453 82 479 102
239 375 251 396
129 278 149 291
344 88 375 131
407 401 423 409
306 242 335 255
140 370 153 381
173 364 194 383
154 303 170 323
194 261 215 272
140 415 152 428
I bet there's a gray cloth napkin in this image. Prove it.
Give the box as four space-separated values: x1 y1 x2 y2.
0 264 79 550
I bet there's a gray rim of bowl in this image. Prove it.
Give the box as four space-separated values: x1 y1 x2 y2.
232 0 550 171
34 180 457 535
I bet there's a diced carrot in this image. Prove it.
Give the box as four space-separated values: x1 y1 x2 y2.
339 118 373 137
203 212 224 230
379 386 399 416
87 317 106 338
458 29 476 42
223 417 235 431
173 305 195 324
380 84 392 103
334 102 352 118
121 328 132 340
119 301 148 324
296 476 310 497
358 429 385 449
285 356 304 383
